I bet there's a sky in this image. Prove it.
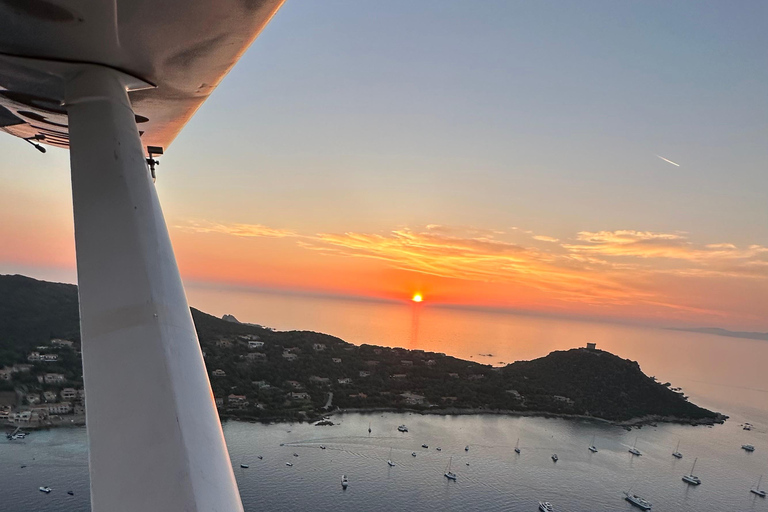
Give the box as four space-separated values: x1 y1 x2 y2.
1 0 766 330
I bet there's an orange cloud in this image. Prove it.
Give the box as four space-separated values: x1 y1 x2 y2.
175 220 296 238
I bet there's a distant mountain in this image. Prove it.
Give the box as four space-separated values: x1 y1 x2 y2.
668 327 768 342
0 274 724 425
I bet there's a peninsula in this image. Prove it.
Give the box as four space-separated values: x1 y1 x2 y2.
0 275 725 428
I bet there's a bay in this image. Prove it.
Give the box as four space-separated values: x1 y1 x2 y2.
2 289 767 511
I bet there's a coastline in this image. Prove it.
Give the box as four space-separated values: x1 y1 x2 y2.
213 407 727 429
326 407 728 428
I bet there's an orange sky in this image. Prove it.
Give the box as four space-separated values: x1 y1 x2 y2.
167 220 767 330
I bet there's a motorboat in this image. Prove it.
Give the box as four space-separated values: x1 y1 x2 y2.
320 445 326 450
539 502 554 512
39 486 52 493
742 444 756 452
67 491 74 496
682 457 701 485
240 463 249 469
422 444 429 448
588 435 598 453
387 447 396 466
624 492 652 510
514 438 521 454
341 474 348 489
551 454 558 462
465 445 469 451
436 447 442 451
397 425 408 432
412 452 416 457
629 437 642 456
285 462 293 466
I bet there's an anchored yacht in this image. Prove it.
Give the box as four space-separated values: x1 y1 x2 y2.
341 475 348 489
444 456 457 481
672 440 683 459
629 437 642 456
751 475 766 497
539 502 554 512
624 492 652 510
682 457 702 485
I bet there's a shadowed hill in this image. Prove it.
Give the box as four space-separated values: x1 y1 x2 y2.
0 274 724 425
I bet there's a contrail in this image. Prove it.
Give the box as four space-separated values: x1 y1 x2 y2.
656 155 680 167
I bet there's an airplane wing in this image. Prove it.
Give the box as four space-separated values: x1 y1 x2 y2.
0 0 285 151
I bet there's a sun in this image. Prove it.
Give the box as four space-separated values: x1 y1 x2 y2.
411 293 423 303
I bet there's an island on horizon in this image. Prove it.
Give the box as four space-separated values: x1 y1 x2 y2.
0 274 726 430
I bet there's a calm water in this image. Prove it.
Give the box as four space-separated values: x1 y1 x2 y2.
2 290 767 511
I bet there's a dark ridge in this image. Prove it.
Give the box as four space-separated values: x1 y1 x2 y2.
0 274 724 425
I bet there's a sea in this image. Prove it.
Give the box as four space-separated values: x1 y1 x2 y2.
2 289 767 511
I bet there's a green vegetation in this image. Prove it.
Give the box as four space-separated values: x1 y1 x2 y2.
0 274 724 425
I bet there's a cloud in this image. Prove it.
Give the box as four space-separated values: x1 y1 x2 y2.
563 230 768 276
176 220 296 238
532 235 560 243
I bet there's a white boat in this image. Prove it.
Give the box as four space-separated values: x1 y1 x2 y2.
412 452 416 457
682 457 702 485
39 486 52 493
387 447 396 467
539 502 554 512
588 435 598 453
751 475 766 497
744 423 752 431
629 437 642 456
397 425 408 432
624 492 652 510
285 462 293 466
240 463 249 469
444 456 457 481
422 443 428 448
672 440 683 459
514 438 521 454
341 474 348 489
551 454 558 462
742 444 755 452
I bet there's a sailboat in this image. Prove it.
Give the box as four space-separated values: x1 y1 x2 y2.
629 437 642 456
750 475 766 497
387 447 396 467
341 474 349 489
444 456 457 480
514 438 521 454
588 435 598 453
672 440 683 459
682 457 702 485
368 421 371 434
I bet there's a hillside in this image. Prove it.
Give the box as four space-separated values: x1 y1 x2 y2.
0 274 724 425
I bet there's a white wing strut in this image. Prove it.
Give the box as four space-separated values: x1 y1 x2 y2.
67 66 243 512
